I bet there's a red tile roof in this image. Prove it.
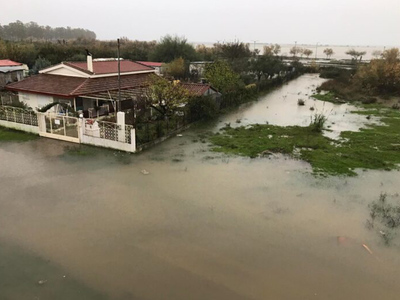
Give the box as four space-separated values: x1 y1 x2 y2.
137 61 163 67
181 83 217 96
6 73 153 97
0 59 23 67
63 60 154 75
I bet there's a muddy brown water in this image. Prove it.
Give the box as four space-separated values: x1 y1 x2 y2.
1 74 400 300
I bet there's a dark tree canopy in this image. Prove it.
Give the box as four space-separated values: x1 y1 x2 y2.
150 35 198 63
0 21 96 41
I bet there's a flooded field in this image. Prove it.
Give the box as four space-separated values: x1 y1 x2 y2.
1 74 400 299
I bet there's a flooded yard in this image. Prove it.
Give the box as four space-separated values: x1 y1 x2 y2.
1 74 400 299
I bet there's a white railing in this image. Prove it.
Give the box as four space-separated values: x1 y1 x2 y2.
0 105 38 127
83 119 134 144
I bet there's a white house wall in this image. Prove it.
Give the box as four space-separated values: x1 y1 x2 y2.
43 66 88 78
19 92 54 110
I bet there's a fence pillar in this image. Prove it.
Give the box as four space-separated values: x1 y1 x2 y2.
117 112 125 143
37 113 46 133
130 128 136 152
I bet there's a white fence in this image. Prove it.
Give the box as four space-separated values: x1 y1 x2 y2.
81 112 135 152
0 107 136 152
0 105 38 126
0 105 39 134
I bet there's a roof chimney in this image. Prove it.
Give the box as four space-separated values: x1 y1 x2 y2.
87 54 93 73
85 49 93 73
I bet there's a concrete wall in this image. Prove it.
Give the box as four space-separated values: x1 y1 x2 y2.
0 119 39 134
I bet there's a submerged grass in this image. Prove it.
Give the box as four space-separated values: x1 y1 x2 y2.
210 107 400 176
0 127 37 142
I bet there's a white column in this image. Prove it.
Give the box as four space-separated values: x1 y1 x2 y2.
117 111 125 143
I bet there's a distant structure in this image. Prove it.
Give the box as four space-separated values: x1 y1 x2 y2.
0 60 28 88
137 61 164 75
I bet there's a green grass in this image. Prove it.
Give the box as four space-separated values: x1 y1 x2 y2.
0 127 37 142
311 92 345 104
210 107 400 176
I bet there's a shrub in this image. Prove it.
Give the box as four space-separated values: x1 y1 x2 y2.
297 99 305 106
310 113 327 132
187 96 218 121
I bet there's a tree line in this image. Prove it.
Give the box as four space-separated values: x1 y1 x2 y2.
0 21 96 41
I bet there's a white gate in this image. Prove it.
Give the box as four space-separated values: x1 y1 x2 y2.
37 113 80 143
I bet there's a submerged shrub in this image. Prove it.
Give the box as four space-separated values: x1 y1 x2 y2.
297 99 305 106
310 113 327 132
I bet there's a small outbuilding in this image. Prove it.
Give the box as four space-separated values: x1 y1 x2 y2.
0 59 28 88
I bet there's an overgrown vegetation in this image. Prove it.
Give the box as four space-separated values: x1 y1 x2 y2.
318 48 400 101
210 106 400 176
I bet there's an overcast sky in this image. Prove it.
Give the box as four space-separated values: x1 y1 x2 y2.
1 0 399 46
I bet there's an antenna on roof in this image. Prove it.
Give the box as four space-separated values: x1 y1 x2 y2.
85 49 92 56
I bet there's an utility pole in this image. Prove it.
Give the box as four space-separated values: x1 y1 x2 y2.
117 38 121 112
315 42 318 60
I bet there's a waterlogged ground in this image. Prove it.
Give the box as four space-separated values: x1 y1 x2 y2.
1 75 400 299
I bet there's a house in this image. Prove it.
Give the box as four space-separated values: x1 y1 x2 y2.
137 61 164 75
0 59 29 88
6 56 156 116
181 83 220 100
189 61 213 78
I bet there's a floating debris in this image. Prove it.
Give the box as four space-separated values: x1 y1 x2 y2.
141 169 150 175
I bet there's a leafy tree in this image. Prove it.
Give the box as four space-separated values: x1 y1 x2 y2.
150 35 197 63
354 48 400 94
263 44 281 56
164 57 186 79
346 49 366 61
303 49 313 58
145 74 190 118
31 56 52 74
196 44 218 61
217 41 251 73
203 60 240 93
323 48 334 59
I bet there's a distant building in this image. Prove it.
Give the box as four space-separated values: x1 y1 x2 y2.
189 61 213 78
0 59 28 88
137 61 164 75
181 83 221 101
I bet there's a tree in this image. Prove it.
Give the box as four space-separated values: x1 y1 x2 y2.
217 41 252 73
164 57 186 79
145 74 190 118
203 60 240 93
150 35 198 63
354 48 400 94
303 49 313 58
346 49 366 61
31 56 52 74
381 48 399 64
289 46 301 57
263 44 281 56
323 48 334 59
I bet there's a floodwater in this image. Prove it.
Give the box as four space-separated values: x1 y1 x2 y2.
1 75 400 300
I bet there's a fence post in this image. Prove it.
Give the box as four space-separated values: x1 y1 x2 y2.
130 128 136 152
13 108 16 123
117 112 125 143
